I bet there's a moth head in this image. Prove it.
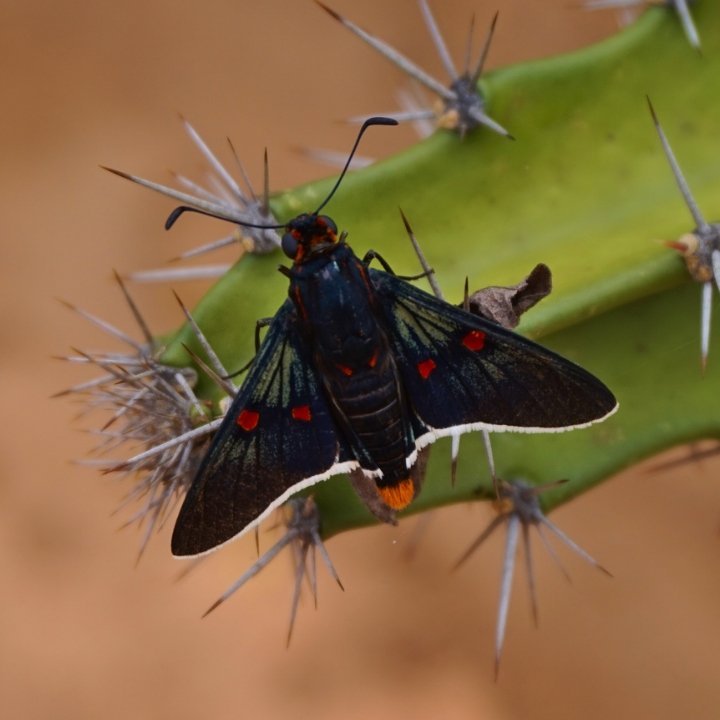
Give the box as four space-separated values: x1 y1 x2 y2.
282 213 338 262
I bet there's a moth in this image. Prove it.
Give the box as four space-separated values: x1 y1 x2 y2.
166 118 617 556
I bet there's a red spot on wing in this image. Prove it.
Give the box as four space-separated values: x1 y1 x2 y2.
358 264 372 292
368 349 379 368
237 409 259 431
417 358 437 379
462 329 486 351
337 364 354 377
291 405 312 422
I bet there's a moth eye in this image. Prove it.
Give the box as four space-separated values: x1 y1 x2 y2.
282 232 298 259
318 215 337 235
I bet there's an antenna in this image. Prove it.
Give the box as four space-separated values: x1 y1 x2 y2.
314 116 397 213
165 116 398 231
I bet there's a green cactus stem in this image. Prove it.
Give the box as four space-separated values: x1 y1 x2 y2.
160 1 720 536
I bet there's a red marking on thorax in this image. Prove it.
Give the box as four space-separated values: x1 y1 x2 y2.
358 264 371 290
293 286 307 319
462 329 486 351
417 358 437 379
237 409 259 431
291 229 305 263
291 405 312 422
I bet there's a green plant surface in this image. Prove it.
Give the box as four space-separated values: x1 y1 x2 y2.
161 2 720 536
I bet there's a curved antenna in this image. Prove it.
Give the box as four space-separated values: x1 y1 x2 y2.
166 116 398 231
313 116 398 214
164 205 284 231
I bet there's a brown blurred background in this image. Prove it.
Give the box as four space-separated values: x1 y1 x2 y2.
3 1 720 718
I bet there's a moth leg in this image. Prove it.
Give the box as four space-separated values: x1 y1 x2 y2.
362 249 433 281
347 469 398 525
362 249 396 273
410 447 430 496
223 316 275 380
254 316 274 351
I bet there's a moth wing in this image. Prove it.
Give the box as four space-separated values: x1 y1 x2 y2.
171 301 356 557
370 269 617 443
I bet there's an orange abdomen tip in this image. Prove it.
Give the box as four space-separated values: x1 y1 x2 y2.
377 477 416 510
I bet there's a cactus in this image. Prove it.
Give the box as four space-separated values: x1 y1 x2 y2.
153 3 720 535
65 1 719 664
